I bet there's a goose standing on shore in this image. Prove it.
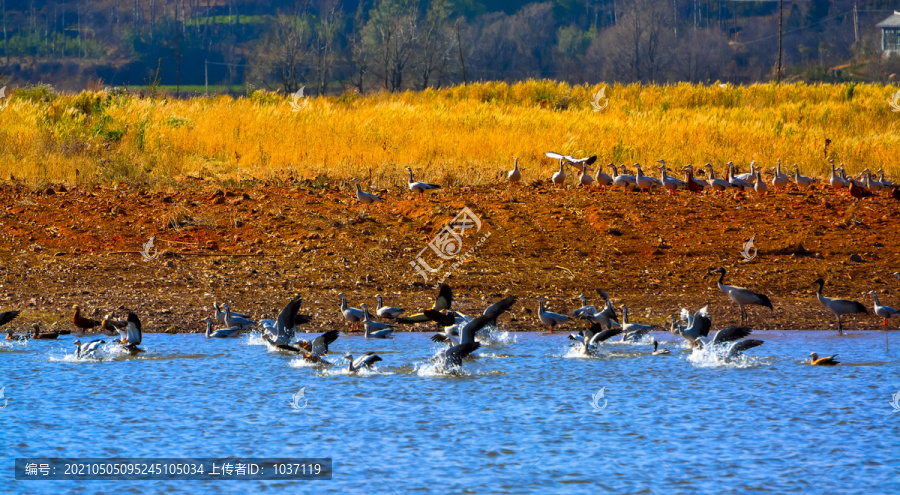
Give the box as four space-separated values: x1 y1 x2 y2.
793 164 817 190
829 160 847 194
374 294 404 319
878 169 894 188
537 297 570 333
405 167 441 198
870 291 900 326
339 293 365 331
634 164 658 192
595 164 613 188
576 163 594 187
863 169 884 194
812 278 867 335
351 178 384 212
709 267 773 325
734 161 757 182
507 157 521 185
610 164 636 191
754 170 768 197
551 158 567 187
727 162 753 190
658 161 685 194
772 159 790 191
360 304 395 339
705 164 732 195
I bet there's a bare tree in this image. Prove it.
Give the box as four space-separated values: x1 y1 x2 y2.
363 0 419 92
598 0 674 82
417 0 452 89
312 0 342 95
250 15 311 93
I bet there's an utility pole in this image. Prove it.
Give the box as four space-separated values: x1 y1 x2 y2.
776 0 783 83
853 2 859 44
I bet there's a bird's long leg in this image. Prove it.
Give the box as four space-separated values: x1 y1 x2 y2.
837 316 843 336
883 318 889 326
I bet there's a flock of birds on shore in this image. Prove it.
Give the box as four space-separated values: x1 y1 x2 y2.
349 153 900 209
5 268 899 371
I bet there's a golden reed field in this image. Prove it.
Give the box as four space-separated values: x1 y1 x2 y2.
1 80 899 186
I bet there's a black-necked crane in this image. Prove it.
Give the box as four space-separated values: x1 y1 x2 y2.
709 267 773 325
812 278 867 335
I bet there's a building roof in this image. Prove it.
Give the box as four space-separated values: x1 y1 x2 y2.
877 11 900 28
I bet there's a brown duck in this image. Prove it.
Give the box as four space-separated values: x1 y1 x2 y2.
73 305 101 333
31 323 60 340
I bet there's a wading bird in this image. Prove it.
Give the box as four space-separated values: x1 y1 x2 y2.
360 304 395 339
812 278 867 335
870 291 900 326
709 267 773 325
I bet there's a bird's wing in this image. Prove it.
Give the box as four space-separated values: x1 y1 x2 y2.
355 352 382 368
311 330 340 356
433 284 453 311
480 296 517 326
445 342 481 366
0 310 20 326
589 328 623 344
294 314 312 326
459 305 512 345
693 314 712 338
275 297 302 337
712 327 752 345
545 152 565 160
728 339 764 355
423 309 457 327
125 312 142 345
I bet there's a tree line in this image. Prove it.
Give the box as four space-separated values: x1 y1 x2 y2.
0 0 898 93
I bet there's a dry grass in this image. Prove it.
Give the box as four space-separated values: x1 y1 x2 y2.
1 80 898 188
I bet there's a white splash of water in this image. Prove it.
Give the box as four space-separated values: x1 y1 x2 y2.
686 345 764 368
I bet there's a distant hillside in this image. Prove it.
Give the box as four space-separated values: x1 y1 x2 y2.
0 0 898 92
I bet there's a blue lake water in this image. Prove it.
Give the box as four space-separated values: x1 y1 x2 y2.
3 330 899 494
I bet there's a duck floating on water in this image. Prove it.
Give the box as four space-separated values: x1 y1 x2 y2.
31 323 59 340
809 352 840 366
